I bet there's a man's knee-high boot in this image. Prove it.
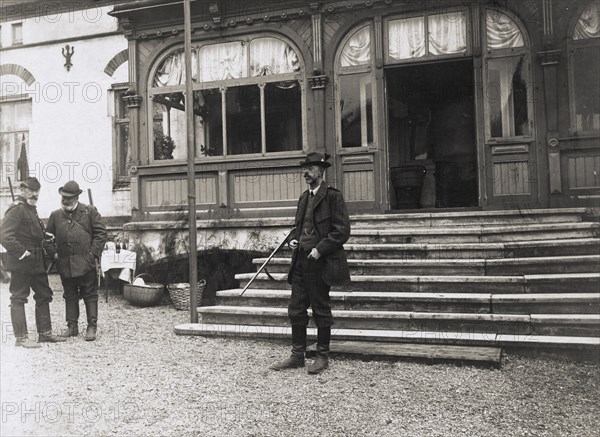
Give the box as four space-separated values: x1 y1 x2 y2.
308 326 330 374
59 300 79 337
11 304 40 348
270 325 306 370
84 301 98 341
36 303 66 343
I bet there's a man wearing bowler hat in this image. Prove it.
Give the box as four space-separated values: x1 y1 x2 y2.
270 152 351 374
0 177 66 347
46 180 107 341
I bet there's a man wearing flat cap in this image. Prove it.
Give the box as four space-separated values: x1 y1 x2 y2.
0 177 66 347
270 152 351 374
46 180 107 341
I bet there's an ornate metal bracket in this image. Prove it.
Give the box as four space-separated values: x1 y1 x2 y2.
62 45 74 71
308 75 328 90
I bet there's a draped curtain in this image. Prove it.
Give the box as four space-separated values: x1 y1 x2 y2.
428 11 467 55
574 1 600 40
250 38 300 75
153 50 198 87
388 17 425 60
199 41 247 82
486 10 524 49
340 26 371 67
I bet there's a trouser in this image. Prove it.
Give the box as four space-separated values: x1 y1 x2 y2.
288 249 333 328
9 272 54 338
61 270 98 327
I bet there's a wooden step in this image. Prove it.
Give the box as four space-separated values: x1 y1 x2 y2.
306 340 502 365
236 272 600 294
492 293 600 314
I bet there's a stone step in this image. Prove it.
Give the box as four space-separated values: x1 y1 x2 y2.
217 289 600 314
348 222 599 244
252 255 600 276
328 239 600 260
349 208 587 228
236 272 600 294
174 323 600 359
306 340 503 364
197 306 600 336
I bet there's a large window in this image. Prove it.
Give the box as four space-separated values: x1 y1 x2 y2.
484 10 532 140
149 36 303 161
110 84 130 185
0 98 31 182
570 1 600 134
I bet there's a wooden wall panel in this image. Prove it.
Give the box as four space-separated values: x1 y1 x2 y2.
145 176 216 208
493 162 531 195
343 170 375 201
232 169 304 203
568 155 600 189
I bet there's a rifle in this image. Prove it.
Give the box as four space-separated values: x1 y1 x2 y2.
7 177 15 201
87 189 106 302
240 228 295 296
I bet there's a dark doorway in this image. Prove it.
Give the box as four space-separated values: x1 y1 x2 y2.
386 59 478 209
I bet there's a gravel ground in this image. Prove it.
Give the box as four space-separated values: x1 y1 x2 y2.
1 275 599 437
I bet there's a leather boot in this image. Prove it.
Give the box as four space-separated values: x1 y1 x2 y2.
59 299 79 337
270 325 306 370
11 304 41 348
308 326 331 375
84 301 98 341
36 303 67 343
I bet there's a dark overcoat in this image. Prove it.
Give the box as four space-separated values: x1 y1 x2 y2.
0 197 47 274
46 203 107 279
288 184 351 286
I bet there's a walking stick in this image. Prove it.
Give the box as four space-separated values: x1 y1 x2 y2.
240 228 295 296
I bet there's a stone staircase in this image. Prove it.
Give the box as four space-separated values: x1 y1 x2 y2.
175 208 600 363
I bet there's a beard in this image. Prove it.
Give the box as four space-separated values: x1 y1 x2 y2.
26 198 37 206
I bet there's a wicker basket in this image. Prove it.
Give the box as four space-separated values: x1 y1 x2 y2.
123 273 164 307
167 279 206 311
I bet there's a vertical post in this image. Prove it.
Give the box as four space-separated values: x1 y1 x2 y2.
184 0 198 323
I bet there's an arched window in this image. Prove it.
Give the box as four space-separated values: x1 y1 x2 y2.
483 10 532 140
569 0 600 134
148 36 303 161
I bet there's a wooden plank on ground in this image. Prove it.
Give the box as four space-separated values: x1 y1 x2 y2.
307 340 502 364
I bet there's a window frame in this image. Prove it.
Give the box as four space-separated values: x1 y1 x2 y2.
11 22 23 46
567 1 600 137
482 8 535 143
110 83 131 187
146 35 306 164
0 95 32 185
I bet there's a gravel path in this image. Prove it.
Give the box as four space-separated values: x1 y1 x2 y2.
1 275 598 436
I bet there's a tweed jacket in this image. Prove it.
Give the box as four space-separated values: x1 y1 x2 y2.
0 196 48 274
46 202 107 278
288 184 351 286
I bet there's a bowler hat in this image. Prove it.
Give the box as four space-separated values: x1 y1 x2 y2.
58 180 83 197
299 151 331 168
20 177 41 191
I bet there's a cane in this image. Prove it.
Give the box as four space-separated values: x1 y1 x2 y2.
240 228 295 296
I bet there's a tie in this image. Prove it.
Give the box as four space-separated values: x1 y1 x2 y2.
310 191 314 197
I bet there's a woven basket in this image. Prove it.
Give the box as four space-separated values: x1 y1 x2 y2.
167 279 206 311
123 273 164 307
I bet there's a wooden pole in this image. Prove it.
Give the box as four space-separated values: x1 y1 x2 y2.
183 0 198 323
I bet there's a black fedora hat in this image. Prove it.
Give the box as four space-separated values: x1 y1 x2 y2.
58 180 83 198
20 177 41 191
299 151 331 168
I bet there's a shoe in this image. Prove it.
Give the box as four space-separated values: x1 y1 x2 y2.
307 326 330 375
59 324 79 337
38 333 67 343
84 301 97 341
307 355 329 374
15 337 42 348
84 325 97 341
270 355 305 370
269 325 307 370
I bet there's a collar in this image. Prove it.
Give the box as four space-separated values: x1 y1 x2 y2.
63 202 79 213
309 183 323 196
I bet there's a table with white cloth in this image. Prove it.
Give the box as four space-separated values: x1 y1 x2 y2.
100 249 137 286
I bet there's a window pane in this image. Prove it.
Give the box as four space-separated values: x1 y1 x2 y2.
250 38 301 76
265 81 302 152
200 41 247 82
487 56 530 138
226 85 261 155
117 122 129 175
12 23 22 45
194 89 223 156
153 49 197 87
152 93 186 160
388 17 425 60
428 11 467 55
340 74 373 147
574 0 600 40
573 46 600 131
486 10 524 49
340 26 371 67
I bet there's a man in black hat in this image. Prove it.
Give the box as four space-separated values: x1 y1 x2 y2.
270 152 351 374
46 180 107 341
0 177 66 347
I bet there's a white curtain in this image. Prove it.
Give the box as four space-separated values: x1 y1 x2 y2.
199 41 247 82
250 38 300 75
428 11 467 55
486 10 524 49
574 1 600 40
388 17 425 60
340 26 371 67
153 50 198 87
